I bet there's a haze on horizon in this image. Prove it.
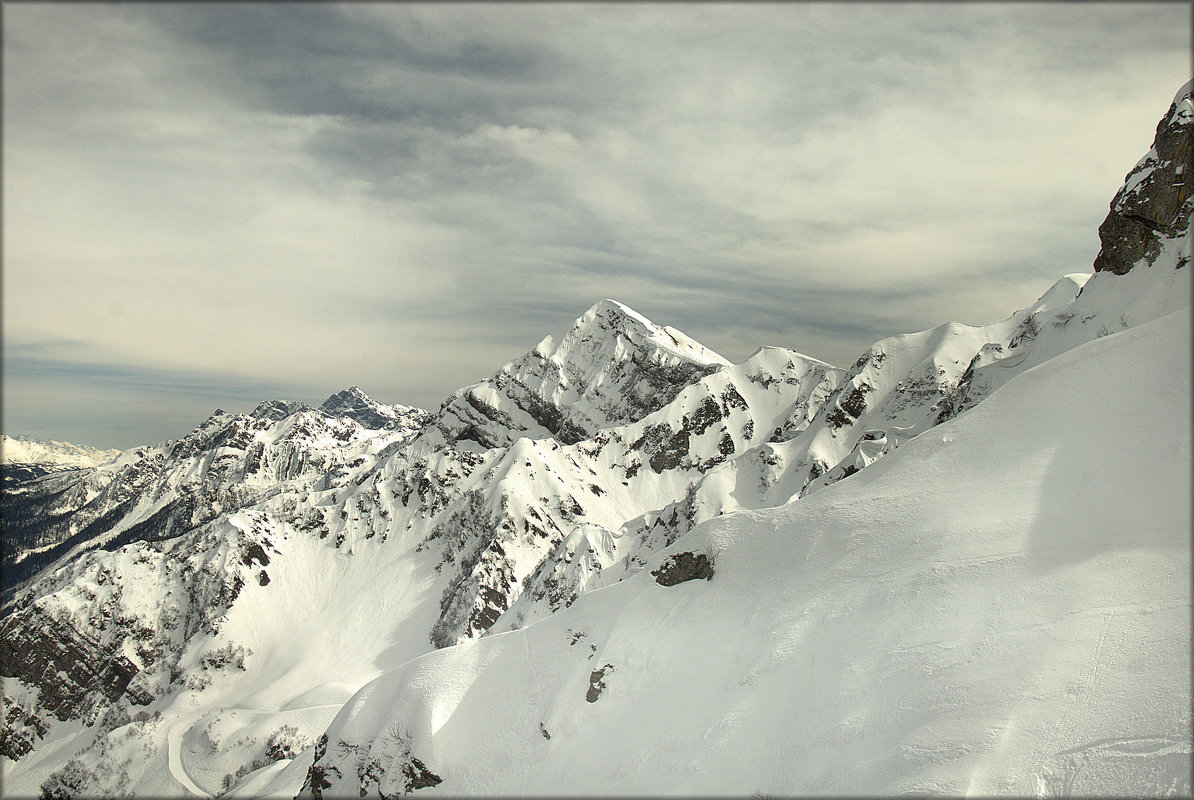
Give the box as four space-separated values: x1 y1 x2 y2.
3 2 1189 450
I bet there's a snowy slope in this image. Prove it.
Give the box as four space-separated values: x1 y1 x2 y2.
6 273 1180 799
8 253 1184 796
273 79 1191 799
280 302 1192 799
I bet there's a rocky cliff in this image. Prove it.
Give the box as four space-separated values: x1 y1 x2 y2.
1094 79 1192 275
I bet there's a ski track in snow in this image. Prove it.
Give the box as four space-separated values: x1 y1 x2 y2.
167 712 209 798
520 631 540 797
164 701 346 797
1034 735 1192 797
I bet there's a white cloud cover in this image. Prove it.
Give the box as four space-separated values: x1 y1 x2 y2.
3 2 1189 448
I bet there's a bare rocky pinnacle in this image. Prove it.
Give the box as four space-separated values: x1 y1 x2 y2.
1093 81 1192 275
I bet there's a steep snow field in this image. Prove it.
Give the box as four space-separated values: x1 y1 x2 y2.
273 303 1191 798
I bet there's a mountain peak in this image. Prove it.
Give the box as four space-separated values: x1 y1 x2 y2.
426 300 729 450
319 386 430 432
555 299 728 368
251 399 314 421
1093 80 1192 274
319 385 372 411
586 298 657 328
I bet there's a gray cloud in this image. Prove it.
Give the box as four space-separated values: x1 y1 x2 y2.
3 341 320 450
3 3 1189 448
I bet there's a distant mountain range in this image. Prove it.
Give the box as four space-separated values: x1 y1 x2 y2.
2 80 1189 799
1 435 121 469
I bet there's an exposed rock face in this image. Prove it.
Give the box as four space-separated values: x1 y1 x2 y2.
319 386 431 433
0 608 144 725
401 757 443 792
1 700 48 761
651 551 714 586
586 663 614 702
0 603 150 761
426 299 729 451
1094 80 1193 274
0 517 272 766
300 731 441 799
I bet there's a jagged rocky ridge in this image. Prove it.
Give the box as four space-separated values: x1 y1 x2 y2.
1 81 1190 798
421 299 730 451
1 395 430 602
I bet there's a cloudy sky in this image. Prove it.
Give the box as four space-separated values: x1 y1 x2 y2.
3 3 1189 450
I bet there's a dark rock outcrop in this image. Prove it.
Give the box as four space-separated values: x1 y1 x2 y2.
0 608 143 728
1 700 48 761
401 757 443 792
652 551 714 586
586 663 614 702
319 386 430 432
1094 81 1193 274
301 730 441 798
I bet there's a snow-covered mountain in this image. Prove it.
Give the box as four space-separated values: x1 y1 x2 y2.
420 298 730 452
1 81 1190 799
0 393 431 604
318 387 429 434
289 303 1192 799
1 435 122 470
